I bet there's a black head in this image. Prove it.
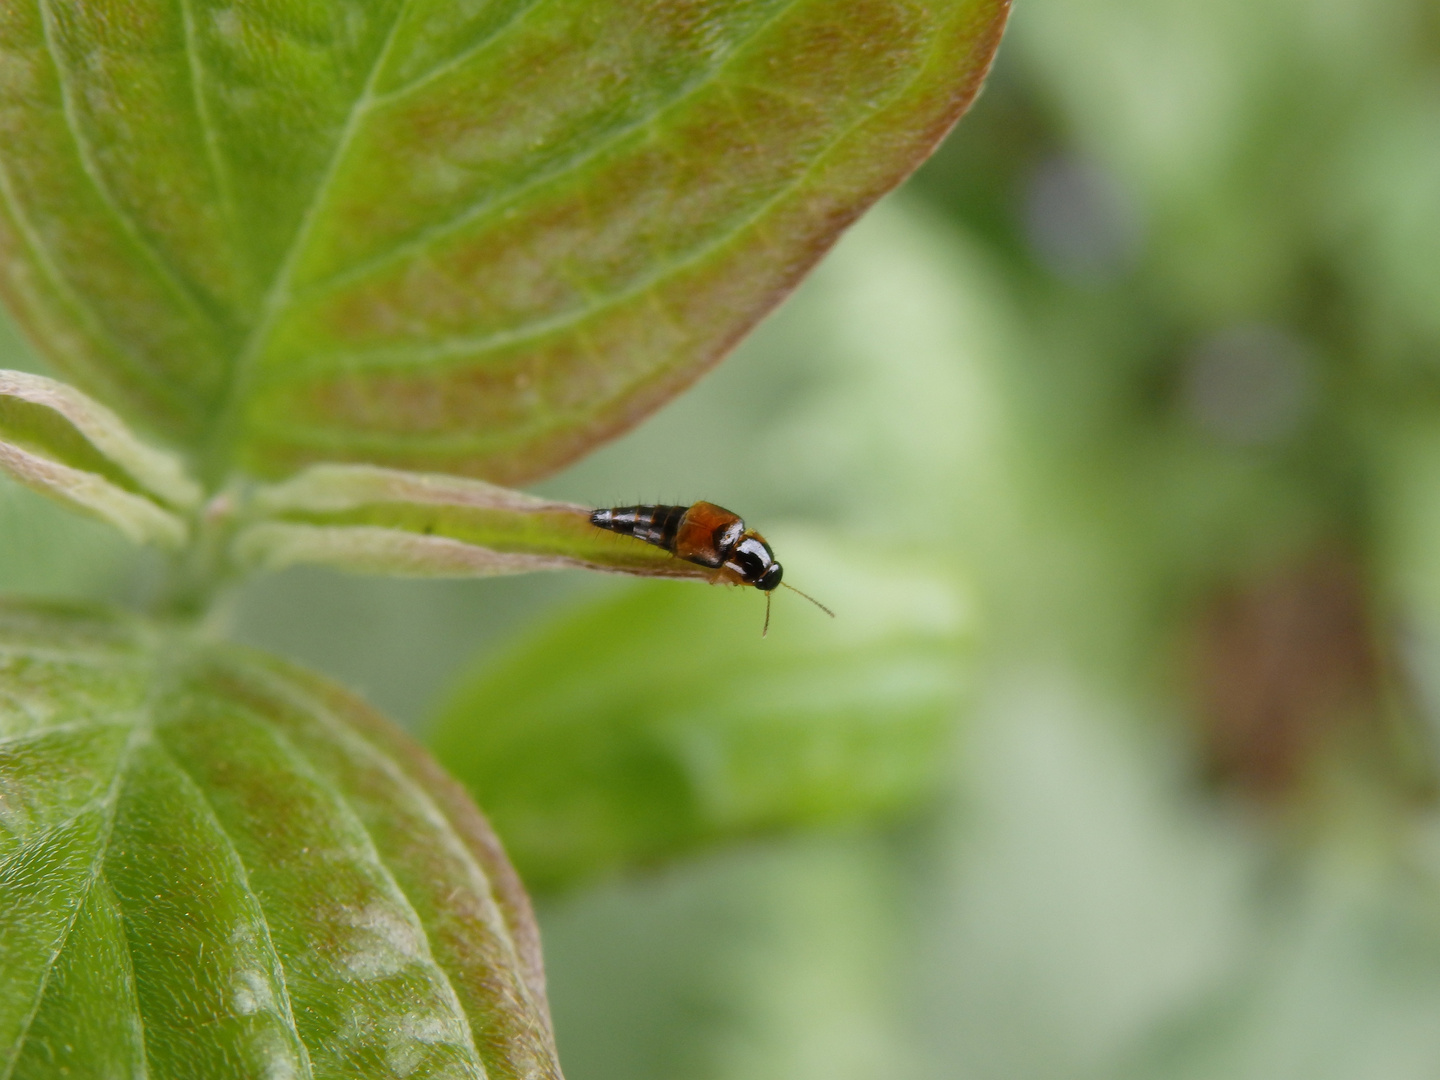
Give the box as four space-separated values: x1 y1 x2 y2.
757 561 783 591
726 534 782 590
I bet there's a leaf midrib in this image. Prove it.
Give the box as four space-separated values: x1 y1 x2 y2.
203 0 580 483
153 736 316 1080
178 0 242 298
200 0 419 485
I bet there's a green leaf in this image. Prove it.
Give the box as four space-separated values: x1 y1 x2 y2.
0 602 559 1080
234 462 714 580
0 0 1008 484
0 369 198 547
429 532 975 892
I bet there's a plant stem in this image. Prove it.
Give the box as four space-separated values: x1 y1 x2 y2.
148 488 242 622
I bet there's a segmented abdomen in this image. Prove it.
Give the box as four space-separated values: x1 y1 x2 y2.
590 504 688 552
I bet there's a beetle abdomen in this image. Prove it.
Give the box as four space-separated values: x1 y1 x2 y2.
590 504 688 550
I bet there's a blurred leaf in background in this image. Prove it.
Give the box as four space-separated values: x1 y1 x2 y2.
431 535 973 892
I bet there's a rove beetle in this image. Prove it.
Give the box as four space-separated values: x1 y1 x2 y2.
589 501 833 635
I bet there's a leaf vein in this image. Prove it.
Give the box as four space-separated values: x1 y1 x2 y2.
0 718 134 750
247 661 539 1002
368 0 556 107
205 0 424 476
248 708 487 1070
0 147 194 417
35 0 223 340
100 872 150 1080
178 0 241 286
298 0 800 301
0 787 125 882
152 738 315 1080
0 726 141 1080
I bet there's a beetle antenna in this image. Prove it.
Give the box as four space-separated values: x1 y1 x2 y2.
782 582 835 618
763 591 772 638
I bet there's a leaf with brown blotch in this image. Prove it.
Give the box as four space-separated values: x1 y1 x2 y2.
0 0 1009 486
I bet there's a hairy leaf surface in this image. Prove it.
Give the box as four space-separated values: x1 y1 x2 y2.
0 602 559 1080
0 0 1008 484
0 369 198 547
429 535 973 892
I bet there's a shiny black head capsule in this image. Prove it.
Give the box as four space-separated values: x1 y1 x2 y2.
726 535 782 590
756 561 783 591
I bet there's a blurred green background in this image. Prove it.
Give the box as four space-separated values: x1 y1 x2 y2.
6 0 1440 1076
